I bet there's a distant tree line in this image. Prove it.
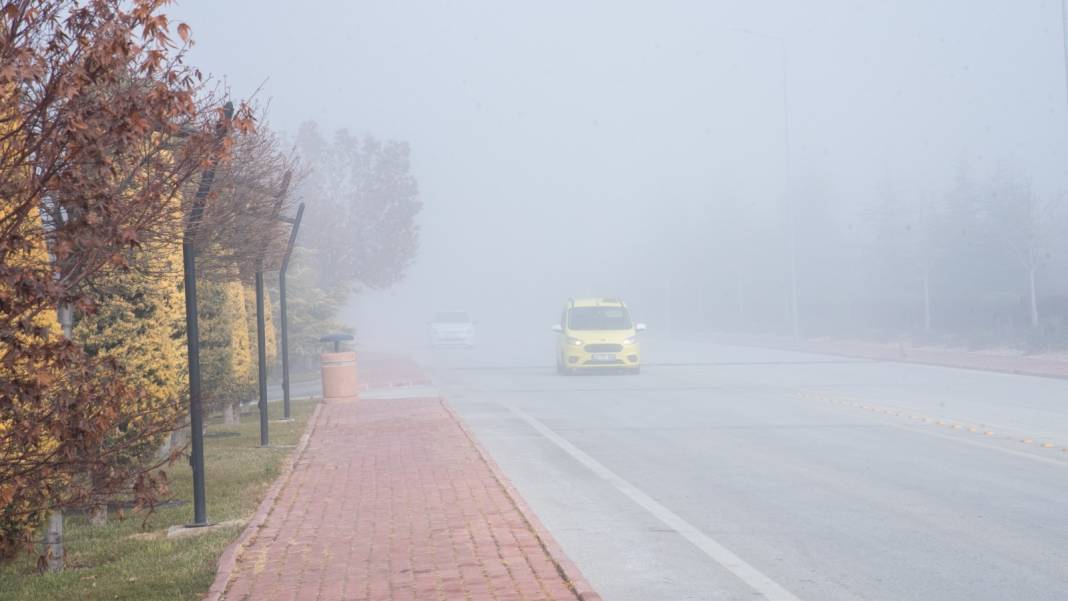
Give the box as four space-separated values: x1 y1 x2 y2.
664 164 1068 351
281 121 422 361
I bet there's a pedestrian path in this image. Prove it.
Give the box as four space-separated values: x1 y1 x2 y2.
208 360 599 601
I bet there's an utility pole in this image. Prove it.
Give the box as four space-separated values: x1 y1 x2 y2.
183 102 233 527
1062 0 1068 107
782 41 799 340
732 28 798 338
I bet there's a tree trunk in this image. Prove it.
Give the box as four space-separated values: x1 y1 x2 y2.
735 270 746 328
89 504 107 526
44 511 63 571
789 265 799 339
695 281 706 331
1029 266 1039 328
159 425 189 461
223 399 241 425
45 303 74 569
922 268 932 333
664 280 673 333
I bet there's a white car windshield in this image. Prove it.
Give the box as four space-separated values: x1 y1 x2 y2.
568 307 632 330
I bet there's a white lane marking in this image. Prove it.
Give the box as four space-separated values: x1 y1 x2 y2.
505 404 803 601
887 423 1068 468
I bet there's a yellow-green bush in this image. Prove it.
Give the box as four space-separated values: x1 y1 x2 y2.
74 242 186 439
0 206 63 558
197 280 255 414
243 282 278 375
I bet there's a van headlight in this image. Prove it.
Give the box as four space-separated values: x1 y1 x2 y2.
623 336 637 345
567 337 584 347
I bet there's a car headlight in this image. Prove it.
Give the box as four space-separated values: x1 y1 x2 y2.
567 337 584 347
623 336 637 345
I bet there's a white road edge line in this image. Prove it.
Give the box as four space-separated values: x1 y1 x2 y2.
504 403 803 601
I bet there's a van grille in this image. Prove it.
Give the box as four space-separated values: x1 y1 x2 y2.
585 343 623 353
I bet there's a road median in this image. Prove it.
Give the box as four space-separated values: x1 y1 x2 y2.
709 332 1068 379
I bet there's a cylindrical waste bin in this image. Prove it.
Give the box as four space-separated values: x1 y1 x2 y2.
320 351 359 400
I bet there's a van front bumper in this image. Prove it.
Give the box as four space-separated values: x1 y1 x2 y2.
564 343 640 369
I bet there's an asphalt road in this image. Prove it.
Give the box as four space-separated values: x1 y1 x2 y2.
417 334 1068 601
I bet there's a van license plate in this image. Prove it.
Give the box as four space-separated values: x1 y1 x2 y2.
591 353 615 361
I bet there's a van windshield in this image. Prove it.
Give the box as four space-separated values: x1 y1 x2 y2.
568 307 632 330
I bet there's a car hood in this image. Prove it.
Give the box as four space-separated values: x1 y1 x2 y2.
567 329 635 343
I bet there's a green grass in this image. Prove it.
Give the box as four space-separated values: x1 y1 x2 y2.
0 398 318 601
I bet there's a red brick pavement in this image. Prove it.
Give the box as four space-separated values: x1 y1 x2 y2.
210 394 599 601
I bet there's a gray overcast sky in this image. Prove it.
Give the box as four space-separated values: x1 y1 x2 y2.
171 0 1068 341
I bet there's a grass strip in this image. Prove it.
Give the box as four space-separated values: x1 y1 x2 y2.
0 398 318 601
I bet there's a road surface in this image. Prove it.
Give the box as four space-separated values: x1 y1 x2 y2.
415 334 1068 601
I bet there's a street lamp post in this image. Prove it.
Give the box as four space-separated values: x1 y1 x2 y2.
1062 0 1068 105
732 28 799 339
253 171 291 445
183 101 234 527
278 203 305 420
255 262 269 446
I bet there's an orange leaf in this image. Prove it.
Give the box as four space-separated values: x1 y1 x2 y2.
177 23 191 43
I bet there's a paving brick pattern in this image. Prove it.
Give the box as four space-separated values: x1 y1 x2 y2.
219 396 583 601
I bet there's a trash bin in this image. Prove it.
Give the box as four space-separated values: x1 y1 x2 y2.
320 351 358 400
319 333 357 400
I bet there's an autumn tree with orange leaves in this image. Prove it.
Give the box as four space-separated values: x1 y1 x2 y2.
0 0 260 563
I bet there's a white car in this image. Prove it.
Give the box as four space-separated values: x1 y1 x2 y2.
430 311 475 348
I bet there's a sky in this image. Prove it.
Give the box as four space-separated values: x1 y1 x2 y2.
171 0 1068 344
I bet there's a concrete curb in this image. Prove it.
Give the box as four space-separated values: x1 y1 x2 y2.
440 398 604 601
202 401 325 601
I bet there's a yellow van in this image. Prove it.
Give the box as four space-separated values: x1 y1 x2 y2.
552 298 645 375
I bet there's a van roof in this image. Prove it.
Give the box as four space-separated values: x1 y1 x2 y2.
569 297 626 308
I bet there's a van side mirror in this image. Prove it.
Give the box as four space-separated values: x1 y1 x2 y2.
551 324 563 333
635 323 647 332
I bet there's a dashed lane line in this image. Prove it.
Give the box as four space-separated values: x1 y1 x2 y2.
505 403 804 601
798 391 1068 467
885 422 1068 468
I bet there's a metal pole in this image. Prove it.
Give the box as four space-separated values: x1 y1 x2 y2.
183 101 233 527
781 39 799 340
255 265 269 446
278 203 304 420
182 239 207 525
249 170 291 426
279 267 290 417
1062 0 1068 107
731 29 796 338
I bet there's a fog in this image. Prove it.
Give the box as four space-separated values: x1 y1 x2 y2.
174 0 1068 353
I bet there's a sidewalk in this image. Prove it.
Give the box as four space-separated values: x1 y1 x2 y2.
206 360 599 601
710 332 1068 379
